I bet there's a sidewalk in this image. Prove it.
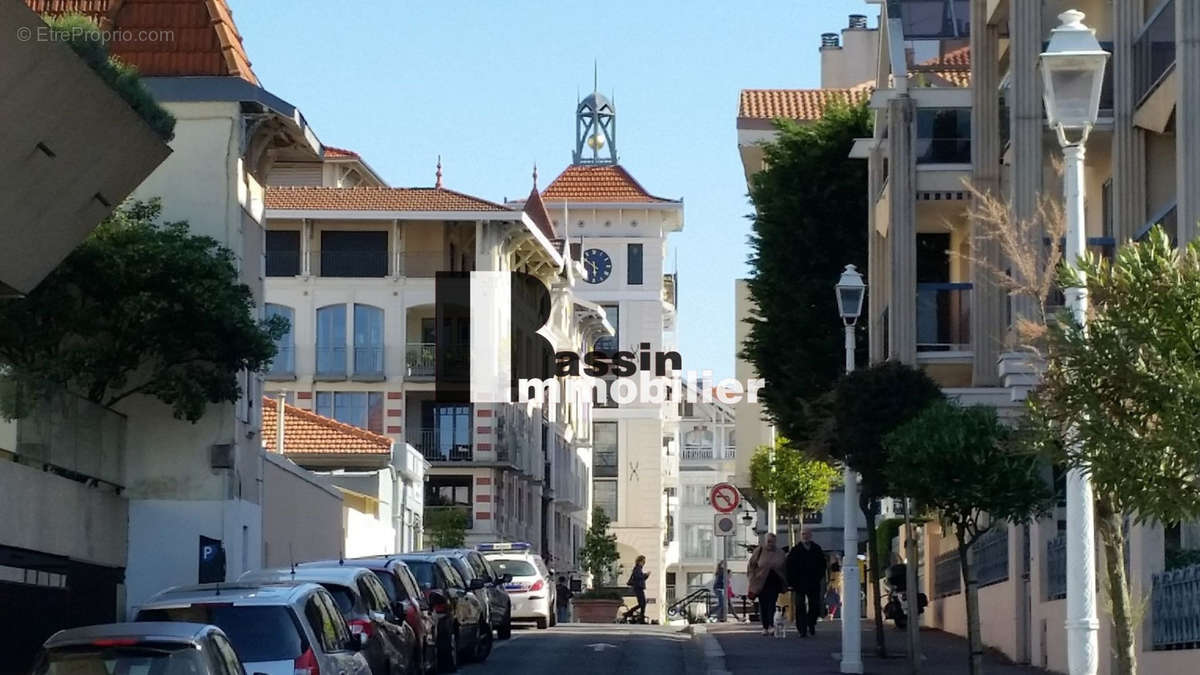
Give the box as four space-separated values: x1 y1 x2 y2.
704 620 1056 675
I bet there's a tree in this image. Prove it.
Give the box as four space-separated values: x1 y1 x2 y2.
829 361 944 656
579 508 620 588
1026 227 1200 675
0 200 286 422
887 402 1053 675
749 439 842 542
742 101 872 443
425 507 467 549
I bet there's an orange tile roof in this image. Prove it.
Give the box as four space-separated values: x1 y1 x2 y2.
911 45 971 87
324 146 359 159
738 87 870 121
261 397 391 456
28 0 259 85
265 186 512 212
540 164 677 203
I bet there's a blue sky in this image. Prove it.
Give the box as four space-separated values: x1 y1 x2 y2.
229 0 873 379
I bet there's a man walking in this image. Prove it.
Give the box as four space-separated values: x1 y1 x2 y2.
555 576 573 624
786 529 827 636
628 555 650 623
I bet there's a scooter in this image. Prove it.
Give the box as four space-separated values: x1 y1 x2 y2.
882 563 928 630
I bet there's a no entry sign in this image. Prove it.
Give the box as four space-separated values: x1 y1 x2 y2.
710 482 741 514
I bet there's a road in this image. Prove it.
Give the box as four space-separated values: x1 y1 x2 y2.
470 623 705 674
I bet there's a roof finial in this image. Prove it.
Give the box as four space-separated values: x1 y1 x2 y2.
593 59 598 95
435 155 443 189
532 163 538 189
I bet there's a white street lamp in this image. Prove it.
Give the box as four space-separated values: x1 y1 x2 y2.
1040 10 1108 675
835 264 864 674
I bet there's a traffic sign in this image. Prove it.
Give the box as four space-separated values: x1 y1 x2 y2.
709 482 741 514
714 513 737 537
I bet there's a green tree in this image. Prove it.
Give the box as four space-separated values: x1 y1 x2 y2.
579 508 620 588
887 402 1053 675
0 200 286 422
742 101 872 443
749 440 841 542
1027 227 1200 675
425 507 468 549
830 361 944 656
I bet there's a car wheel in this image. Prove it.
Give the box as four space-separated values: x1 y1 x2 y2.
471 623 493 662
437 624 458 673
535 617 548 630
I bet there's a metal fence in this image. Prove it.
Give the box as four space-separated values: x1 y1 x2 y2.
6 385 126 488
934 550 961 598
1152 563 1200 650
1045 535 1067 600
973 527 1010 588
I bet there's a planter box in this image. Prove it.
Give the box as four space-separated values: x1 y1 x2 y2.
571 598 624 623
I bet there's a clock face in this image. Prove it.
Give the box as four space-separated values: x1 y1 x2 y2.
583 248 612 284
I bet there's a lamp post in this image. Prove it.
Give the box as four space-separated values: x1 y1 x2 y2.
1039 11 1109 675
835 264 865 674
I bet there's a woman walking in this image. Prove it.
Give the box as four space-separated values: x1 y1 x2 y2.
747 533 788 635
628 555 650 623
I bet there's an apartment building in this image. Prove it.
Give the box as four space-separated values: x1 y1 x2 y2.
850 1 1199 673
513 88 685 620
261 151 602 570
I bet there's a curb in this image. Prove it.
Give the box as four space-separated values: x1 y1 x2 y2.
686 626 730 675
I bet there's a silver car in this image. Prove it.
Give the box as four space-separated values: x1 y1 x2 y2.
136 582 371 675
34 622 246 675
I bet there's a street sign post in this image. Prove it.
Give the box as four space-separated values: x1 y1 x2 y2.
709 482 741 514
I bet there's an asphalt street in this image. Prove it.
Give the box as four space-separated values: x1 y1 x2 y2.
469 623 706 675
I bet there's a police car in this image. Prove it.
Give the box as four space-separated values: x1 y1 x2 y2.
477 543 556 629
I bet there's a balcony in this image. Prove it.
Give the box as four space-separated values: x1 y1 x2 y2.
1134 0 1176 106
314 248 389 278
916 109 970 165
415 428 473 463
265 249 301 277
315 345 347 379
682 444 716 461
424 505 472 530
405 342 436 378
353 346 385 381
266 344 295 380
1 384 126 489
662 273 678 307
916 282 971 352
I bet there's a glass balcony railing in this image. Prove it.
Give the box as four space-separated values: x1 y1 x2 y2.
265 250 301 277
316 249 389 278
916 138 971 164
916 282 972 352
406 342 436 378
1134 0 1176 106
353 346 384 380
3 382 126 488
415 428 473 462
315 345 347 379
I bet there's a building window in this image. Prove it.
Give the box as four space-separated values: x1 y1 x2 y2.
594 479 617 521
683 524 714 560
595 304 619 354
265 304 294 377
593 421 618 478
627 243 643 285
265 230 301 277
899 0 970 39
418 403 472 461
315 391 384 433
320 230 389 277
683 484 710 506
916 109 971 164
353 304 385 378
316 305 347 377
427 476 471 507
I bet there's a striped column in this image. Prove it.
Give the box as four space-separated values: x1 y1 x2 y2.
475 406 494 458
1113 0 1147 244
1177 0 1200 243
1008 0 1044 337
475 474 493 527
385 391 403 435
888 95 917 364
971 0 1003 386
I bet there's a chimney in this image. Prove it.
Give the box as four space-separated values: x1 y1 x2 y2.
821 32 840 48
848 14 868 30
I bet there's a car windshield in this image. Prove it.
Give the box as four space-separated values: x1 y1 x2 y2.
36 644 209 675
490 559 537 577
137 605 303 662
372 570 401 602
320 584 357 615
405 561 435 589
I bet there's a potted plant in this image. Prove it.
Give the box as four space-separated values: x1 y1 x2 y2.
573 509 626 623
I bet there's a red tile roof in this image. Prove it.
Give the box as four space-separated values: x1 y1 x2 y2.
324 146 359 159
261 397 391 456
738 87 870 121
265 186 512 212
911 45 971 87
28 0 259 84
540 164 677 203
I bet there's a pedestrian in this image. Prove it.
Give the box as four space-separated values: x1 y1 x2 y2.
627 555 650 624
713 561 728 622
824 586 841 620
786 529 827 637
747 533 788 636
555 575 573 624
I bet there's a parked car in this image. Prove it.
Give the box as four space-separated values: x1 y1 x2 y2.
439 549 513 639
478 542 556 628
33 622 247 675
398 553 490 666
302 558 437 675
136 582 371 675
238 567 417 675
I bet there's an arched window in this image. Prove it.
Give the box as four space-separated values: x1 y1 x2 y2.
316 305 347 377
265 304 295 377
353 304 385 378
